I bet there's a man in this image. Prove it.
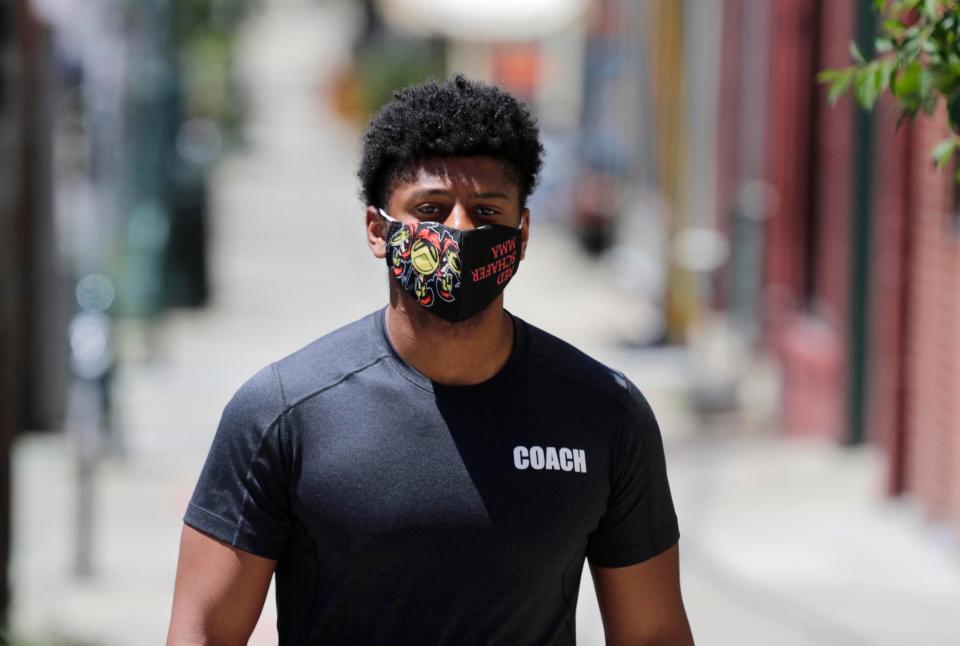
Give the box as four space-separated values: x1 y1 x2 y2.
167 75 693 645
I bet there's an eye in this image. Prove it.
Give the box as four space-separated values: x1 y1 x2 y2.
415 203 445 218
474 206 499 217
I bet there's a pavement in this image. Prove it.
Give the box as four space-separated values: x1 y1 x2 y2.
9 1 960 644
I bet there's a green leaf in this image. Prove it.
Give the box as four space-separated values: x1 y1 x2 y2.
817 69 842 83
932 137 957 167
931 69 956 93
880 57 897 90
827 74 853 105
921 92 940 114
894 60 922 96
923 0 937 18
948 93 960 129
895 108 917 131
919 67 935 98
850 41 867 64
855 67 881 107
882 18 906 39
817 67 855 105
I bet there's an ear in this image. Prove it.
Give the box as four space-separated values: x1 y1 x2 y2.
366 206 388 259
519 208 530 261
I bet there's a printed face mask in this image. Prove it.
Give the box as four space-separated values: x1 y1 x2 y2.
379 208 523 323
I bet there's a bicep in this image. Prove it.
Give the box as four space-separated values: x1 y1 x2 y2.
167 523 277 646
590 543 693 646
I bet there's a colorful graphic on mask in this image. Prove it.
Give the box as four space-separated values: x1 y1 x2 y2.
388 222 461 308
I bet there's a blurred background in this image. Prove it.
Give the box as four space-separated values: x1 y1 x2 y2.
2 0 960 643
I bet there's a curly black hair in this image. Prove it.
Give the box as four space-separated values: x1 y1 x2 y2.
358 75 544 209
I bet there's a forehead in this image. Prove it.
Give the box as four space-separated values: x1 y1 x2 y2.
393 156 519 196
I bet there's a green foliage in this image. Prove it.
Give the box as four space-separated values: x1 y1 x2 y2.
819 0 960 172
173 0 258 143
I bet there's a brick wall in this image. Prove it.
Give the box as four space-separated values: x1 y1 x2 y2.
763 0 818 309
953 241 960 532
904 107 959 526
722 0 960 533
783 0 857 440
812 0 853 341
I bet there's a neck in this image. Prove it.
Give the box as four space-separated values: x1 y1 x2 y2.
384 293 515 386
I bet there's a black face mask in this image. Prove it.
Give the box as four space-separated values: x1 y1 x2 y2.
379 208 523 323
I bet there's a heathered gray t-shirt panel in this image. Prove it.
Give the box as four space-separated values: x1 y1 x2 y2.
183 308 680 644
183 361 290 559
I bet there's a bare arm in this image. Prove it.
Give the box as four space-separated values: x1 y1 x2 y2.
167 524 277 646
590 543 694 646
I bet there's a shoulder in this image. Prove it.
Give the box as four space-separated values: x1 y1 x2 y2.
519 317 633 410
270 310 389 409
219 361 286 434
223 312 387 425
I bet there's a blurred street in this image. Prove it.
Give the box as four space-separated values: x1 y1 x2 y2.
9 1 960 645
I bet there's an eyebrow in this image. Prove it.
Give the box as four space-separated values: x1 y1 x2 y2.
409 189 451 199
408 189 511 201
469 191 511 200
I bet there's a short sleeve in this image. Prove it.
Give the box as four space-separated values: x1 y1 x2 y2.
586 378 680 567
183 363 293 559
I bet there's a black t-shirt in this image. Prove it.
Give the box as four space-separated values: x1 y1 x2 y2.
184 308 680 645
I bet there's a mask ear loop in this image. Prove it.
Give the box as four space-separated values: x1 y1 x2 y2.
378 208 399 223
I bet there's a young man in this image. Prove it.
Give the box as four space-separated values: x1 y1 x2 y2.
167 75 693 645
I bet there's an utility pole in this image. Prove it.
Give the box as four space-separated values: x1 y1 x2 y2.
0 1 24 625
848 0 876 445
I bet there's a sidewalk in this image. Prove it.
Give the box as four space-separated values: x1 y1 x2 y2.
9 1 960 644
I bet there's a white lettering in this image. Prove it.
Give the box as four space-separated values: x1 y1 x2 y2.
572 449 587 473
545 446 560 470
513 446 529 469
529 446 545 470
512 445 587 474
